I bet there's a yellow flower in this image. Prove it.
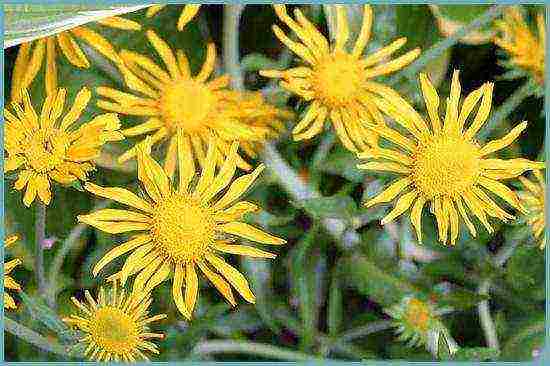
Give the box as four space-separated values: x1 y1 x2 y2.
232 91 293 159
495 7 545 85
63 282 166 362
4 235 23 310
385 296 458 354
78 138 286 319
260 5 420 153
4 88 124 206
358 71 544 245
518 170 546 248
146 4 201 30
97 30 269 174
10 16 141 102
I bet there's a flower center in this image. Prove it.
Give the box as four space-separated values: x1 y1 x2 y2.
151 193 216 263
159 79 215 133
311 52 364 108
405 299 431 332
90 307 138 354
21 129 69 173
412 135 481 199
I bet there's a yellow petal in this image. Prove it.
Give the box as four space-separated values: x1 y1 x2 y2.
219 222 285 245
177 4 201 30
410 195 426 244
56 32 89 68
479 121 527 156
214 201 259 222
84 182 153 213
177 132 195 192
71 26 121 64
173 264 192 319
185 263 198 313
22 38 46 90
60 87 91 131
164 137 178 181
146 30 179 78
194 137 217 198
11 42 30 102
205 254 256 304
77 215 149 234
352 5 373 57
146 5 165 18
478 177 524 212
197 260 236 306
96 16 142 31
464 82 493 140
365 177 412 207
45 37 57 96
136 142 171 202
23 175 38 207
213 242 276 259
93 235 151 277
419 73 441 134
381 190 417 224
212 164 264 210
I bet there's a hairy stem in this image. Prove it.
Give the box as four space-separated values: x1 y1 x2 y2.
5 317 68 357
223 4 245 89
477 279 500 351
46 200 112 308
35 202 46 298
190 340 321 361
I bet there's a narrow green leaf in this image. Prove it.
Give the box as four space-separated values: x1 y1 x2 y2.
341 256 422 307
452 347 500 361
300 195 358 220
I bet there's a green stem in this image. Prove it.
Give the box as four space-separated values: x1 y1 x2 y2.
190 340 322 361
5 317 68 357
223 4 245 90
388 5 504 86
477 279 500 352
46 200 112 308
479 79 537 141
35 202 46 298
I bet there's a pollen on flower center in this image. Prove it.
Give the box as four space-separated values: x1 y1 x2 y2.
90 307 138 353
405 299 431 332
412 135 481 199
22 129 69 173
151 193 216 263
312 53 364 108
159 80 215 133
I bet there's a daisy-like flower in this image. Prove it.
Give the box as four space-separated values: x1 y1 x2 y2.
4 235 23 310
63 282 166 362
4 88 124 207
385 296 458 355
358 71 545 245
146 4 201 31
260 5 420 153
97 30 269 174
495 7 545 86
78 138 286 319
518 170 546 248
10 16 141 102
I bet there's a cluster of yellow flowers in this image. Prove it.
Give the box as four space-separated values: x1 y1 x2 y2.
3 4 545 361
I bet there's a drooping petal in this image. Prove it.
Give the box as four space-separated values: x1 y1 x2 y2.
205 254 256 304
219 222 286 245
93 235 151 277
